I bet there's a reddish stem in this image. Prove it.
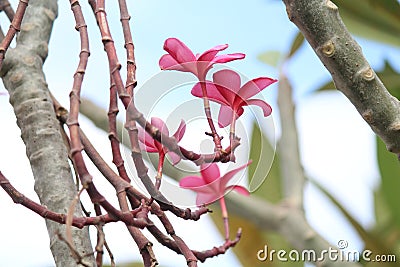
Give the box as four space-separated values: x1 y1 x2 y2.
0 172 147 228
0 0 29 68
117 0 137 95
155 152 165 190
229 111 237 162
219 197 230 240
200 81 223 152
0 0 15 22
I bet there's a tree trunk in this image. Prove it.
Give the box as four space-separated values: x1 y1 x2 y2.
0 1 95 266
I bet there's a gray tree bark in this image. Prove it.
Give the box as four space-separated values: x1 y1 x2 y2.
0 1 95 266
282 0 400 154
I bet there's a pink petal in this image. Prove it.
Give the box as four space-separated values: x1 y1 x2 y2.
151 117 169 136
245 99 272 117
138 139 153 152
191 81 229 105
219 161 252 190
200 163 221 185
196 44 228 62
238 77 277 100
167 151 181 165
159 54 187 71
172 120 186 142
225 185 250 196
211 53 245 64
196 192 221 206
217 105 238 128
138 127 158 152
141 143 159 153
179 176 211 193
163 38 196 64
213 70 241 104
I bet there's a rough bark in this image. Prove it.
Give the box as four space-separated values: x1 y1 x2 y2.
0 1 95 266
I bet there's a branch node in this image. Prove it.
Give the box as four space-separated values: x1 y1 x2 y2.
321 39 335 57
360 67 375 81
326 0 338 10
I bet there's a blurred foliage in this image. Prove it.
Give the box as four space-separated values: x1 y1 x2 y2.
377 137 400 231
258 50 283 68
333 0 400 47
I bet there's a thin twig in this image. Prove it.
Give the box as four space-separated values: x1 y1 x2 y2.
0 0 29 68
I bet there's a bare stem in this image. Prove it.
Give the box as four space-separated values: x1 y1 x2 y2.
219 197 229 241
200 81 223 152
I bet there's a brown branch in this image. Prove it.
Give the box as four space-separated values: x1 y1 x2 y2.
94 204 116 267
52 94 210 223
193 229 242 262
66 6 157 265
108 76 131 183
117 0 137 94
0 0 29 68
0 0 15 22
0 0 15 42
0 172 147 228
82 1 242 264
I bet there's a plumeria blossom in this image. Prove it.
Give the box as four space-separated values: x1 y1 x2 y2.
179 161 251 206
138 117 186 165
180 161 251 240
159 37 245 81
191 69 277 127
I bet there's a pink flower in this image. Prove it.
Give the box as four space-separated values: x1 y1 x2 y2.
138 117 186 165
159 38 245 81
179 162 251 206
191 69 277 127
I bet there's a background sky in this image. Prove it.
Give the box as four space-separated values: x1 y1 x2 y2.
0 0 399 266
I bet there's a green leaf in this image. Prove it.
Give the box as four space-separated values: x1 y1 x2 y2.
377 136 400 229
334 0 400 47
315 79 335 92
257 50 283 68
288 32 305 58
373 186 392 229
377 61 400 100
371 186 400 251
248 122 281 202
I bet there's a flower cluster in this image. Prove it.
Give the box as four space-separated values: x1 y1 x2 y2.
138 38 277 240
160 38 277 129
